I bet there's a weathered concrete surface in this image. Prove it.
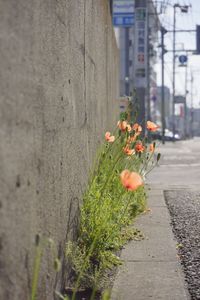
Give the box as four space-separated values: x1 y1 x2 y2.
0 1 119 299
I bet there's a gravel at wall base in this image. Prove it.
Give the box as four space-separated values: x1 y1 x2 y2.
164 190 200 300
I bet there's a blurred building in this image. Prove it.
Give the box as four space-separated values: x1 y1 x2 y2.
155 86 173 128
192 108 200 136
113 0 160 122
114 25 134 96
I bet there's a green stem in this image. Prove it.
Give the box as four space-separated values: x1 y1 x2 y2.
139 150 154 175
88 135 121 190
99 153 122 198
143 162 157 177
101 191 128 246
31 245 43 300
118 192 133 227
90 286 96 300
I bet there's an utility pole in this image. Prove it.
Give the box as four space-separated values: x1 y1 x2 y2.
147 0 151 122
125 27 130 95
172 4 190 140
184 60 188 138
172 5 176 140
161 27 167 144
190 72 194 137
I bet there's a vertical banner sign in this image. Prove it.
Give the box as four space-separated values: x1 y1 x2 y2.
196 25 200 54
113 0 135 27
134 5 147 87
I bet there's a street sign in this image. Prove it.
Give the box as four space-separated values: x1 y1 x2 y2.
134 5 147 87
113 0 135 27
179 55 187 64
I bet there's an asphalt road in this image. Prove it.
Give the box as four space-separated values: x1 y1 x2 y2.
148 137 200 190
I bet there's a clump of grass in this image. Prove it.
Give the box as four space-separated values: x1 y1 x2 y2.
65 112 160 298
31 235 61 300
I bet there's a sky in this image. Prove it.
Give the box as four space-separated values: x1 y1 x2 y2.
155 0 200 108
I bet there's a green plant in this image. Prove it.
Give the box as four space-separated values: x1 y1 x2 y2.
30 235 61 300
65 114 161 298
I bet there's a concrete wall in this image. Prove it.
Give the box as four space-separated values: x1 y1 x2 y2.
0 1 119 299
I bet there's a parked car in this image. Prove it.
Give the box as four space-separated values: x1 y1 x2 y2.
151 129 181 141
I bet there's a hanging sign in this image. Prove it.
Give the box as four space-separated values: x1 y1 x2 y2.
113 0 135 27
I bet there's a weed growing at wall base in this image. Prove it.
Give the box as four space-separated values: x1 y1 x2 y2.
65 113 160 299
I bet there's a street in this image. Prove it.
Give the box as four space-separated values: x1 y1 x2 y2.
149 137 200 189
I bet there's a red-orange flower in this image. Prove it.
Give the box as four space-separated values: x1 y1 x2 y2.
147 121 159 132
105 132 115 143
132 123 142 133
135 142 145 153
120 170 143 191
149 143 155 152
126 124 132 132
117 120 128 132
127 134 137 144
123 145 135 156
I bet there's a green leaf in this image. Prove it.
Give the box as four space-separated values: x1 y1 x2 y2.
35 234 40 246
54 258 61 272
157 153 161 162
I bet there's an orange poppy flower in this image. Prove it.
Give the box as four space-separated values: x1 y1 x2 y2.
123 145 135 156
149 143 155 152
117 120 128 132
105 132 115 143
126 124 132 132
147 121 159 132
127 134 137 144
120 170 143 191
132 123 142 133
135 142 145 153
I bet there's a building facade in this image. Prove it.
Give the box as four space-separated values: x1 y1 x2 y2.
114 0 159 123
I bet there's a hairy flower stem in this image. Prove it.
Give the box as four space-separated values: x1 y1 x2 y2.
101 191 129 246
118 192 134 227
31 243 43 300
99 154 122 198
143 162 157 177
90 286 97 300
88 135 121 190
139 151 154 175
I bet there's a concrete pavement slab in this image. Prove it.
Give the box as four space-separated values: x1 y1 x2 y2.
111 261 188 300
111 262 189 300
111 193 189 300
147 193 166 207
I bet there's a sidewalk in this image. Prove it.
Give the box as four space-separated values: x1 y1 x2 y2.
111 139 200 300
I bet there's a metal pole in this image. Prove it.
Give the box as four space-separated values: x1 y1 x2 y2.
172 5 176 140
161 27 165 144
147 1 151 122
167 29 196 33
184 61 188 138
190 72 194 137
125 27 129 95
